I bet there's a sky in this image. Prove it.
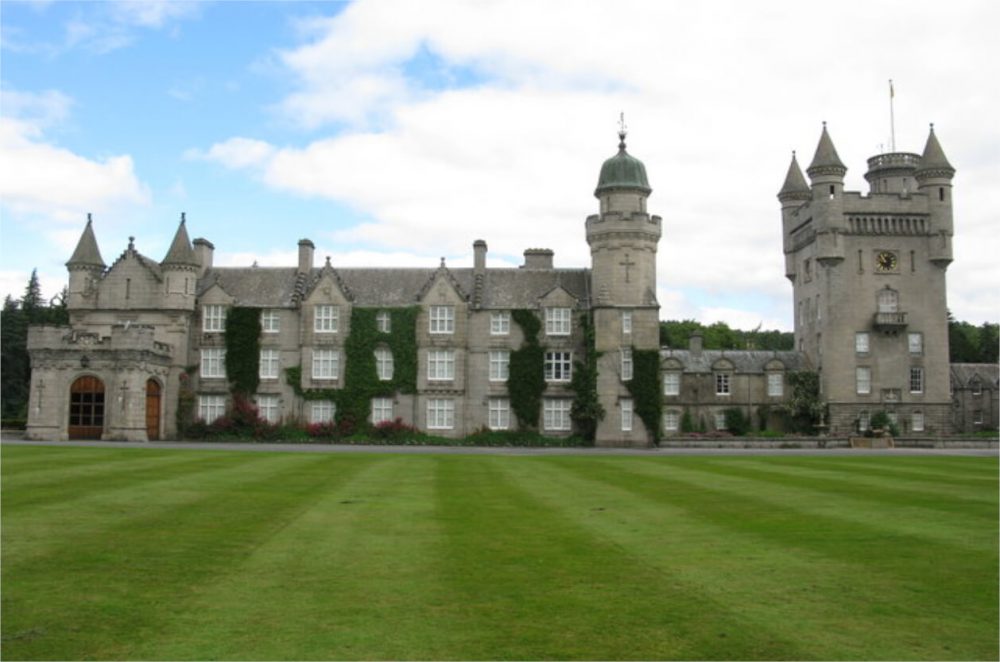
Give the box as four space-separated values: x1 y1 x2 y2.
1 0 998 330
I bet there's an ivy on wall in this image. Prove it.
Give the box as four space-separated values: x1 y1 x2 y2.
626 348 662 445
285 307 419 426
224 307 262 396
778 370 822 433
570 312 603 441
508 309 545 430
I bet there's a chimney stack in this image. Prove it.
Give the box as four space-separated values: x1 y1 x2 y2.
522 248 554 270
298 239 315 275
689 332 703 357
473 239 487 273
192 238 214 277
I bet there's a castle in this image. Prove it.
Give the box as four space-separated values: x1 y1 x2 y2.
24 124 998 445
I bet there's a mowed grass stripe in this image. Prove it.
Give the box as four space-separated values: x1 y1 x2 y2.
430 456 807 661
569 457 998 660
1 449 380 661
500 456 949 661
125 455 461 661
775 456 1000 488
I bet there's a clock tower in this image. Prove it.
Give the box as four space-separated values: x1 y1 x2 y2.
779 124 955 435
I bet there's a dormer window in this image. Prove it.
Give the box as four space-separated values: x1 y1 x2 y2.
203 305 226 332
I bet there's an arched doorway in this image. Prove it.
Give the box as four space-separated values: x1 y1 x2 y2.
69 375 105 439
145 379 161 441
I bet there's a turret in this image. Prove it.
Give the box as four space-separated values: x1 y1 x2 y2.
66 214 106 309
806 122 847 196
777 152 811 279
160 214 199 310
806 123 847 263
915 124 955 262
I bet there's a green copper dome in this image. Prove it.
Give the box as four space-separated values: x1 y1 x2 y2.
594 133 651 197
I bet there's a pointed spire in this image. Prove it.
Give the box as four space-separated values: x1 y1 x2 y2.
66 214 106 269
916 124 955 177
807 122 847 178
161 213 199 267
778 151 811 201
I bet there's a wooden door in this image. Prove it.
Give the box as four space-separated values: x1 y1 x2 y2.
69 376 105 439
145 379 161 441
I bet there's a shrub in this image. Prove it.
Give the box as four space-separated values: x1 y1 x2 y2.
723 408 751 436
870 411 900 437
371 417 420 440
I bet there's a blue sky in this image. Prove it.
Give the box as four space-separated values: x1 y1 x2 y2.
2 0 998 329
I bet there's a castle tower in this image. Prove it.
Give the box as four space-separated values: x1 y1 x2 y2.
780 124 955 435
66 214 106 310
160 214 200 310
586 122 662 446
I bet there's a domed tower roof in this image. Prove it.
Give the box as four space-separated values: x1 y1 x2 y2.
594 127 651 197
807 122 847 178
778 151 811 201
916 124 955 177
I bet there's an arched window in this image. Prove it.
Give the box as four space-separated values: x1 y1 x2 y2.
69 375 105 439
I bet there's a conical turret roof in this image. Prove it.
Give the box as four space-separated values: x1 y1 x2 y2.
778 152 811 200
916 125 955 176
66 215 106 269
595 132 651 197
807 123 847 176
161 216 199 267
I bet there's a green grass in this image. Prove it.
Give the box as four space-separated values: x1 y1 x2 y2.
2 446 996 661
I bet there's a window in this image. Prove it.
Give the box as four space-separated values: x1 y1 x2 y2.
312 349 339 380
375 347 394 381
972 380 983 396
203 305 226 332
545 307 571 336
429 306 454 334
489 398 510 430
427 399 454 429
663 372 680 396
912 411 924 432
376 311 391 333
621 398 634 432
543 399 571 431
200 348 225 378
887 412 899 427
908 333 923 355
973 409 983 426
767 372 784 397
314 305 338 333
489 350 510 381
256 395 279 423
621 348 633 381
715 373 731 396
877 288 899 313
372 397 393 424
816 295 821 321
803 258 812 282
621 310 633 335
310 401 335 424
856 367 872 395
909 367 924 394
490 311 510 335
855 332 870 354
858 410 870 432
261 310 280 333
714 412 727 430
664 410 679 432
198 395 225 422
428 350 455 381
544 351 572 382
259 349 280 379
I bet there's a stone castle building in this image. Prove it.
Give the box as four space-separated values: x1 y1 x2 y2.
24 124 987 445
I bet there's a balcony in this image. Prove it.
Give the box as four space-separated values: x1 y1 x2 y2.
873 311 907 332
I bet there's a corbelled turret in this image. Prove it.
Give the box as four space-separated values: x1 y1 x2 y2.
66 214 106 309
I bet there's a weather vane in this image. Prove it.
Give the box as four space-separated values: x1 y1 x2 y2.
618 112 628 138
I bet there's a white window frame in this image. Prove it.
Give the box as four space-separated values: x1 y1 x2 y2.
621 398 634 432
203 305 226 332
489 350 510 382
372 397 394 424
375 347 394 381
621 310 633 335
376 311 391 334
429 306 455 334
198 395 225 423
543 399 572 431
973 409 983 426
544 351 573 383
664 410 679 432
545 307 571 336
663 372 680 396
200 348 225 379
310 400 336 424
426 398 455 430
856 367 872 395
767 372 784 397
259 348 280 380
312 348 340 380
909 367 924 394
911 411 925 432
858 410 870 432
715 372 731 396
620 348 633 382
908 332 923 355
427 349 455 381
256 395 280 423
261 310 280 333
855 332 870 354
490 311 510 336
488 398 510 430
714 411 727 430
314 305 339 333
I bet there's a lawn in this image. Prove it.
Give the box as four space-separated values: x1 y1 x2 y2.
1 445 996 661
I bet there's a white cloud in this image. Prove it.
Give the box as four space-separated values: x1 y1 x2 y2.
187 137 276 170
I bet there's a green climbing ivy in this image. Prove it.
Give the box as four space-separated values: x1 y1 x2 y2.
224 307 261 396
626 348 662 445
508 309 545 430
570 312 603 441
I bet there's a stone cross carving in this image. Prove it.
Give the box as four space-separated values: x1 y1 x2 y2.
620 254 636 284
119 380 129 412
34 379 45 413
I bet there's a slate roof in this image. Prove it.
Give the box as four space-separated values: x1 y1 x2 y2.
807 123 847 175
659 349 807 374
161 220 199 267
916 126 955 175
778 152 811 200
950 363 999 388
67 218 106 268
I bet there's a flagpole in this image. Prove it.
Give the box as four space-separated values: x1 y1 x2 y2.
889 79 896 152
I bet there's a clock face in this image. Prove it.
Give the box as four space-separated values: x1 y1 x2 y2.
875 251 898 272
